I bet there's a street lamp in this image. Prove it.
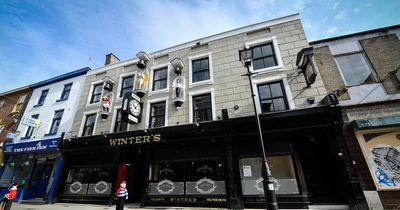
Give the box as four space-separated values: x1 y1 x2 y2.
239 47 279 210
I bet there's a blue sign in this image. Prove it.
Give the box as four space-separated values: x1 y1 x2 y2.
3 138 60 154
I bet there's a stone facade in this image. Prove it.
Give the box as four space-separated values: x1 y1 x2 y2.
71 14 328 137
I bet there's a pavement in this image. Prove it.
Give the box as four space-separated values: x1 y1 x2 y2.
8 202 351 210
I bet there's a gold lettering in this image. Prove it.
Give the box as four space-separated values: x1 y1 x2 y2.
135 136 142 143
121 138 128 145
117 138 122 145
143 135 150 143
153 134 161 142
129 137 135 144
109 139 118 146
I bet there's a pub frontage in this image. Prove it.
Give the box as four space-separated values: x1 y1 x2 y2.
56 104 366 209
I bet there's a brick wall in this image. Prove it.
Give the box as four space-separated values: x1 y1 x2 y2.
360 34 400 95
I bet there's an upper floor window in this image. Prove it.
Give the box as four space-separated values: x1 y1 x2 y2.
24 114 39 139
149 101 166 128
60 83 73 101
192 57 210 83
48 110 64 135
252 42 278 70
335 52 377 86
0 100 4 108
120 76 134 98
193 93 212 122
257 81 289 112
114 109 128 133
82 113 97 136
11 94 26 113
0 125 4 135
36 90 48 106
90 83 103 104
152 67 168 91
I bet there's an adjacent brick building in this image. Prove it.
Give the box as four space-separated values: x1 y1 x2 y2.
311 24 400 210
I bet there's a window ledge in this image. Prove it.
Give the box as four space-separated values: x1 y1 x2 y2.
33 104 43 108
20 137 31 140
86 102 101 107
44 133 57 137
148 88 169 96
56 98 68 102
251 65 284 75
189 80 213 88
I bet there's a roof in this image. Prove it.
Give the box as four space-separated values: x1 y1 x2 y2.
30 67 91 89
310 24 400 44
0 86 30 97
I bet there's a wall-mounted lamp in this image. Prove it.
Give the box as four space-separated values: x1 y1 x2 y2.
102 76 116 91
170 58 185 75
296 47 317 87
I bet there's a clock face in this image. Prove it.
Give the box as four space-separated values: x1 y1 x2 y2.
129 100 141 116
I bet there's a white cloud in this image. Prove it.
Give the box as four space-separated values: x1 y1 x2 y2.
353 8 360 13
326 26 338 34
292 0 305 11
332 1 339 10
322 18 328 23
335 11 347 20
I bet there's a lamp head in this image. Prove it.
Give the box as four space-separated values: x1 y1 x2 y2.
239 48 253 68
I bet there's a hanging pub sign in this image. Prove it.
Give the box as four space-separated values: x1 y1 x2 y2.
121 92 142 124
296 47 317 87
21 116 40 128
172 76 185 110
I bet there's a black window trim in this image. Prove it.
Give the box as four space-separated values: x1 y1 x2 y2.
257 80 289 113
251 42 278 71
46 109 64 136
192 92 213 123
148 101 167 128
57 83 73 102
35 89 49 107
119 75 135 98
151 67 168 92
82 113 97 137
113 108 128 133
191 57 210 83
90 83 103 104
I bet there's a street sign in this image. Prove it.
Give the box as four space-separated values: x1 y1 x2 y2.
21 116 40 127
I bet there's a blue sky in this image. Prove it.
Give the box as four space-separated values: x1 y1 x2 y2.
0 0 399 93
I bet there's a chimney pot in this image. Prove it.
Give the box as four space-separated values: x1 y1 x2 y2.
105 53 120 65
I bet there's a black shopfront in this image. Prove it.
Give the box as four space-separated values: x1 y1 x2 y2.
55 105 366 209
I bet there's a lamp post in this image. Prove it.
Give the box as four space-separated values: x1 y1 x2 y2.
239 48 279 210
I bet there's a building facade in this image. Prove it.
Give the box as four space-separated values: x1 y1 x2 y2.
56 14 365 209
0 87 32 163
311 25 400 210
0 67 90 203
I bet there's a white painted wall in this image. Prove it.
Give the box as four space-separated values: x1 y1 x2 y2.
13 74 86 143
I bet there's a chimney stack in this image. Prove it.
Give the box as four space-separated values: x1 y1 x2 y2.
105 53 120 65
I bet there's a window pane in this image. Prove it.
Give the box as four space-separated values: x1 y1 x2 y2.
200 59 209 70
336 53 375 86
253 59 264 70
193 71 210 82
192 58 210 83
154 68 167 80
261 100 273 112
270 83 283 97
192 60 201 72
263 57 277 68
261 44 273 56
186 161 226 195
193 94 212 122
253 47 262 59
147 163 185 195
273 98 286 111
93 84 102 94
150 102 166 128
123 77 134 88
258 85 271 99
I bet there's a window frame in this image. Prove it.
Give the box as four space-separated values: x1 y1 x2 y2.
111 107 129 133
36 89 49 106
149 64 170 95
80 111 98 137
59 83 73 101
188 88 215 123
188 52 213 87
47 109 64 136
120 75 135 98
257 81 289 113
86 81 104 106
252 74 295 114
116 73 136 100
245 36 284 74
334 51 378 87
145 97 168 129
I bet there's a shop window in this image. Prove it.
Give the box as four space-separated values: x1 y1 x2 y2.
28 158 46 188
63 166 113 196
113 109 128 133
252 42 278 70
12 155 34 188
147 160 226 196
335 52 377 86
257 81 289 112
0 159 15 188
149 101 166 128
239 155 299 195
48 110 64 135
59 83 73 101
90 83 103 104
192 57 210 83
193 93 212 122
82 113 97 136
120 75 134 98
152 67 168 91
23 114 39 139
36 90 48 106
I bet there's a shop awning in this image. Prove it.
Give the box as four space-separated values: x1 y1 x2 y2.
3 137 61 155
